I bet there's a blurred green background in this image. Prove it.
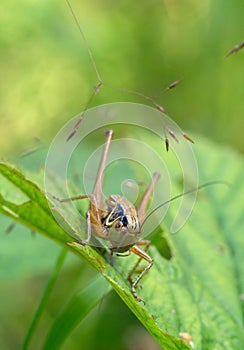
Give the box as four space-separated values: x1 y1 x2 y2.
0 0 243 349
0 0 243 155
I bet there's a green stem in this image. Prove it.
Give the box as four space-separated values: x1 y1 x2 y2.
21 248 68 350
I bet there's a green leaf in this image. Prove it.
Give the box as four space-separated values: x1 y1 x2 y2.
22 248 68 350
0 163 70 245
0 136 244 350
42 275 111 350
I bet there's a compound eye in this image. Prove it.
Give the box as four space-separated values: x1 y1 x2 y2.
115 220 123 230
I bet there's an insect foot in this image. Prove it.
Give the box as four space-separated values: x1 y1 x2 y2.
129 278 146 305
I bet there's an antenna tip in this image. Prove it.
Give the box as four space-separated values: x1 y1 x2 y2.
183 133 194 144
165 137 169 152
156 104 165 113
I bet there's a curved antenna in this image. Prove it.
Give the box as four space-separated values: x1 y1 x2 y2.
64 0 192 149
141 180 230 228
65 0 102 82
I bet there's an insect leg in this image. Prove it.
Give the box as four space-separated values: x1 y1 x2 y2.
128 241 153 303
53 130 122 244
53 193 108 241
54 192 104 239
136 172 160 223
54 194 97 244
78 209 92 245
53 194 94 202
92 130 113 208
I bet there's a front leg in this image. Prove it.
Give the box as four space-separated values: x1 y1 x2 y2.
128 240 153 304
53 193 105 241
78 210 92 245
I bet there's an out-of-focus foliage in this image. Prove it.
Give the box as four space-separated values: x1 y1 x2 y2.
0 1 243 350
0 0 243 155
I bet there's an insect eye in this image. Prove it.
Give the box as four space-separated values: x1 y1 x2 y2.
115 220 123 230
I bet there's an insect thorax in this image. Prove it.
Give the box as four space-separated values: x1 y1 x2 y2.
100 194 141 252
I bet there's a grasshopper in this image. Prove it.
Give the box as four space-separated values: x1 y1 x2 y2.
54 130 160 303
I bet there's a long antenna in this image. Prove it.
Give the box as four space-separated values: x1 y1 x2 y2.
65 0 192 150
141 181 229 227
65 0 102 82
65 0 167 109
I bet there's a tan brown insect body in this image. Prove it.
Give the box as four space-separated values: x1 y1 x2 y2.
54 130 160 303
